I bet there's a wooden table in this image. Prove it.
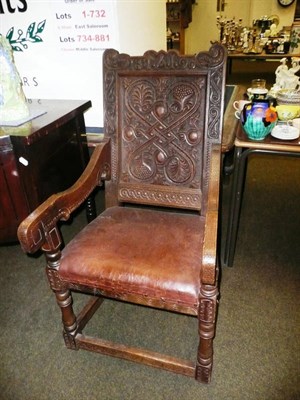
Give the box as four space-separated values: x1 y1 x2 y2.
227 51 300 74
0 99 92 243
222 84 246 153
222 123 300 267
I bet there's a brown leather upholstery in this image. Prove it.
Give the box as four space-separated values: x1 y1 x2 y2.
60 206 204 314
18 43 227 383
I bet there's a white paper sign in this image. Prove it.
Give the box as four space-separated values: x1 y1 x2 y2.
0 0 119 129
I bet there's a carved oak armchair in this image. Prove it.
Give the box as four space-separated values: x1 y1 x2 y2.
18 43 227 383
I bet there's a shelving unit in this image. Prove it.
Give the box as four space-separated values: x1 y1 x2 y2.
166 0 195 54
166 1 185 53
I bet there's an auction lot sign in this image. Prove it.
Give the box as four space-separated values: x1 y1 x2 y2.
0 0 119 128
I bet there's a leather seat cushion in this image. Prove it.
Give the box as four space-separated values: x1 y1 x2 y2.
59 206 204 312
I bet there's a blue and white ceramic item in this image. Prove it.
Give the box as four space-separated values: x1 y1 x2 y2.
241 100 277 141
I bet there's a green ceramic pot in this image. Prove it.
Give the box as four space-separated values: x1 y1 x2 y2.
241 100 277 140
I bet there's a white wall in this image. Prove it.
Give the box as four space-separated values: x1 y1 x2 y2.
116 0 166 55
185 0 218 54
251 0 296 27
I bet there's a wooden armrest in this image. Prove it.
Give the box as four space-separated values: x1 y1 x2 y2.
17 139 111 254
201 145 221 285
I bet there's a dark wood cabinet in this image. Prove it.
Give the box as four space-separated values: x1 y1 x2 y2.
166 0 195 54
295 0 300 20
166 1 185 53
0 99 91 243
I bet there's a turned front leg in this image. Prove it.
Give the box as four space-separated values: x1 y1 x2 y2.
45 251 78 349
196 283 219 383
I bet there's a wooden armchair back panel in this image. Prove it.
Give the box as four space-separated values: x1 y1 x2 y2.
103 47 226 212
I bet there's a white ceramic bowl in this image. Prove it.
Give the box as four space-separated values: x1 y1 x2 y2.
271 124 299 140
276 89 300 106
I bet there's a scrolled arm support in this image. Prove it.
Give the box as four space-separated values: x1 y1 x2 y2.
17 139 111 254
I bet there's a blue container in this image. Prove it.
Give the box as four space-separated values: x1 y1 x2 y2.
241 100 277 141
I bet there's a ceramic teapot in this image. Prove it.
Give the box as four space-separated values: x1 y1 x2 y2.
241 99 278 140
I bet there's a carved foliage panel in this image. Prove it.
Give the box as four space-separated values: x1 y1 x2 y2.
103 45 227 209
118 75 205 208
